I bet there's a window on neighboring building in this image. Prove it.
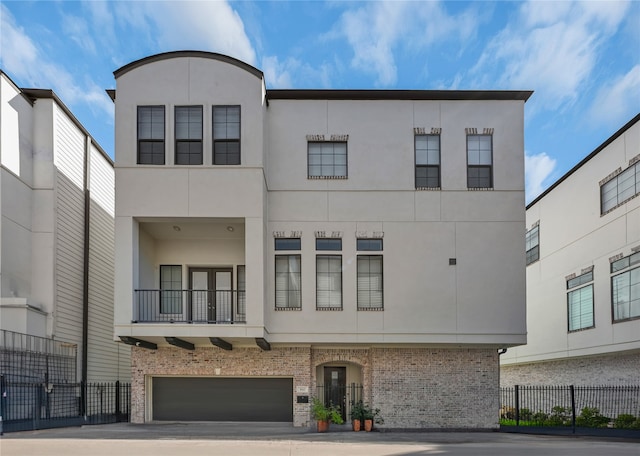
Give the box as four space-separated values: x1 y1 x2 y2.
316 238 342 251
601 162 639 214
316 255 342 310
526 225 539 265
567 270 594 332
467 134 493 188
160 265 182 314
308 142 347 178
415 134 440 188
137 106 165 164
357 239 383 310
175 106 203 165
213 105 240 165
611 252 640 322
275 256 301 310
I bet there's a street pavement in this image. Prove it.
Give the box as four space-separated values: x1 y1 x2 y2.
1 422 639 456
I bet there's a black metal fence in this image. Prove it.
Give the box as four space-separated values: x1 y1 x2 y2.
316 383 363 421
0 377 131 433
500 385 640 434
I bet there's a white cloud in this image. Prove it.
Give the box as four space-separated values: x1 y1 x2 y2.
525 151 557 202
331 1 480 86
261 55 333 89
61 13 96 54
471 1 630 110
588 65 640 128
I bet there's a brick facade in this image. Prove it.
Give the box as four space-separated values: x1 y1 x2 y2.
131 345 500 429
500 352 640 386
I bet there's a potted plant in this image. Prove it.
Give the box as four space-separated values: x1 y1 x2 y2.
350 400 365 431
311 397 344 432
361 403 384 432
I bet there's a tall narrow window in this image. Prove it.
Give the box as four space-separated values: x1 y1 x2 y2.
308 142 347 178
467 134 492 188
316 255 342 310
275 256 301 309
237 265 246 321
357 256 383 310
175 106 203 165
567 270 594 331
160 265 182 314
415 134 440 188
213 105 240 164
611 252 640 322
601 162 639 214
137 106 165 164
526 225 540 265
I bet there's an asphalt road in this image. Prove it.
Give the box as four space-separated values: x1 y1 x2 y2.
1 423 638 456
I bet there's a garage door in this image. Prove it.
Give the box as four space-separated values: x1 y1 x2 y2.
152 377 293 422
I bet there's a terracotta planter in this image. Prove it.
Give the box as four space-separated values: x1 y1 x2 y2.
352 419 361 431
364 419 373 432
317 420 330 433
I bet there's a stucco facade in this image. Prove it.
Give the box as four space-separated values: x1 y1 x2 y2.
112 51 530 428
501 114 640 386
0 71 130 382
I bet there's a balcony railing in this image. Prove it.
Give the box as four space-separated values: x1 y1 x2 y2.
133 290 246 324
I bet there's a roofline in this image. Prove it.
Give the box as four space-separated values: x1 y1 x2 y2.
113 51 264 80
1 70 35 106
527 112 640 209
20 88 114 166
267 89 533 102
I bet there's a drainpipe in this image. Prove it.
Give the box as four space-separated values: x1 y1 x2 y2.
81 136 91 387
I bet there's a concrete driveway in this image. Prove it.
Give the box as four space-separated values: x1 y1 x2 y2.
1 422 638 456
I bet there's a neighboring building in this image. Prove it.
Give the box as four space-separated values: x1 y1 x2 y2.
111 51 530 428
0 71 130 383
501 114 640 385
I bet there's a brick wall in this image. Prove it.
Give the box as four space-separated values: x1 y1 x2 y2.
500 352 640 386
371 348 499 429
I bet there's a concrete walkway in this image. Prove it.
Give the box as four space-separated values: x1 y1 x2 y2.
1 422 639 456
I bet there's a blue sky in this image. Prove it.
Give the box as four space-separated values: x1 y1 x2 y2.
1 0 638 202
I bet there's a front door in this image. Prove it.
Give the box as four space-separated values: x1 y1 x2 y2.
323 366 346 421
189 268 233 322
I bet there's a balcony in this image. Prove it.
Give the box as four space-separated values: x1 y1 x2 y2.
133 290 246 324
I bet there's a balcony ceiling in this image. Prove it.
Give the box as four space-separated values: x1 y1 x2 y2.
139 218 245 240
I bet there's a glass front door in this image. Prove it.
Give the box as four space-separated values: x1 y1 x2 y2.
189 268 233 322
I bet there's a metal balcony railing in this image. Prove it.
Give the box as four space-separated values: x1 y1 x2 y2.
133 290 246 324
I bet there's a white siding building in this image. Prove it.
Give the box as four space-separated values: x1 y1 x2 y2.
501 114 640 385
0 71 130 382
112 51 530 428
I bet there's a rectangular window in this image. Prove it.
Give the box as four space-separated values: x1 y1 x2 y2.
237 265 246 321
137 106 165 164
316 238 342 251
525 225 539 265
213 105 240 165
415 134 440 188
316 255 342 310
275 255 301 309
356 239 383 251
175 106 203 165
357 255 383 310
567 271 594 331
601 162 639 214
467 134 493 188
160 265 182 314
275 238 301 251
611 252 640 322
308 142 347 178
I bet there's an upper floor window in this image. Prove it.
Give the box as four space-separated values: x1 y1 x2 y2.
137 106 165 165
316 238 342 251
357 239 383 311
213 106 240 165
415 134 440 188
525 225 539 265
308 142 347 178
467 134 493 188
275 238 301 250
160 265 182 314
175 106 203 165
316 255 342 310
356 239 383 251
567 270 594 332
275 255 301 310
611 252 640 322
601 162 639 214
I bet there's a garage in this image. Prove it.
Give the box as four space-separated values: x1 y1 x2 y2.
152 377 293 422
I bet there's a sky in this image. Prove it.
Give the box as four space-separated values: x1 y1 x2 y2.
1 0 638 203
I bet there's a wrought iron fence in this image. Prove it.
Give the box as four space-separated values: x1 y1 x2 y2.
500 385 640 432
0 377 131 433
134 289 246 323
316 383 363 421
